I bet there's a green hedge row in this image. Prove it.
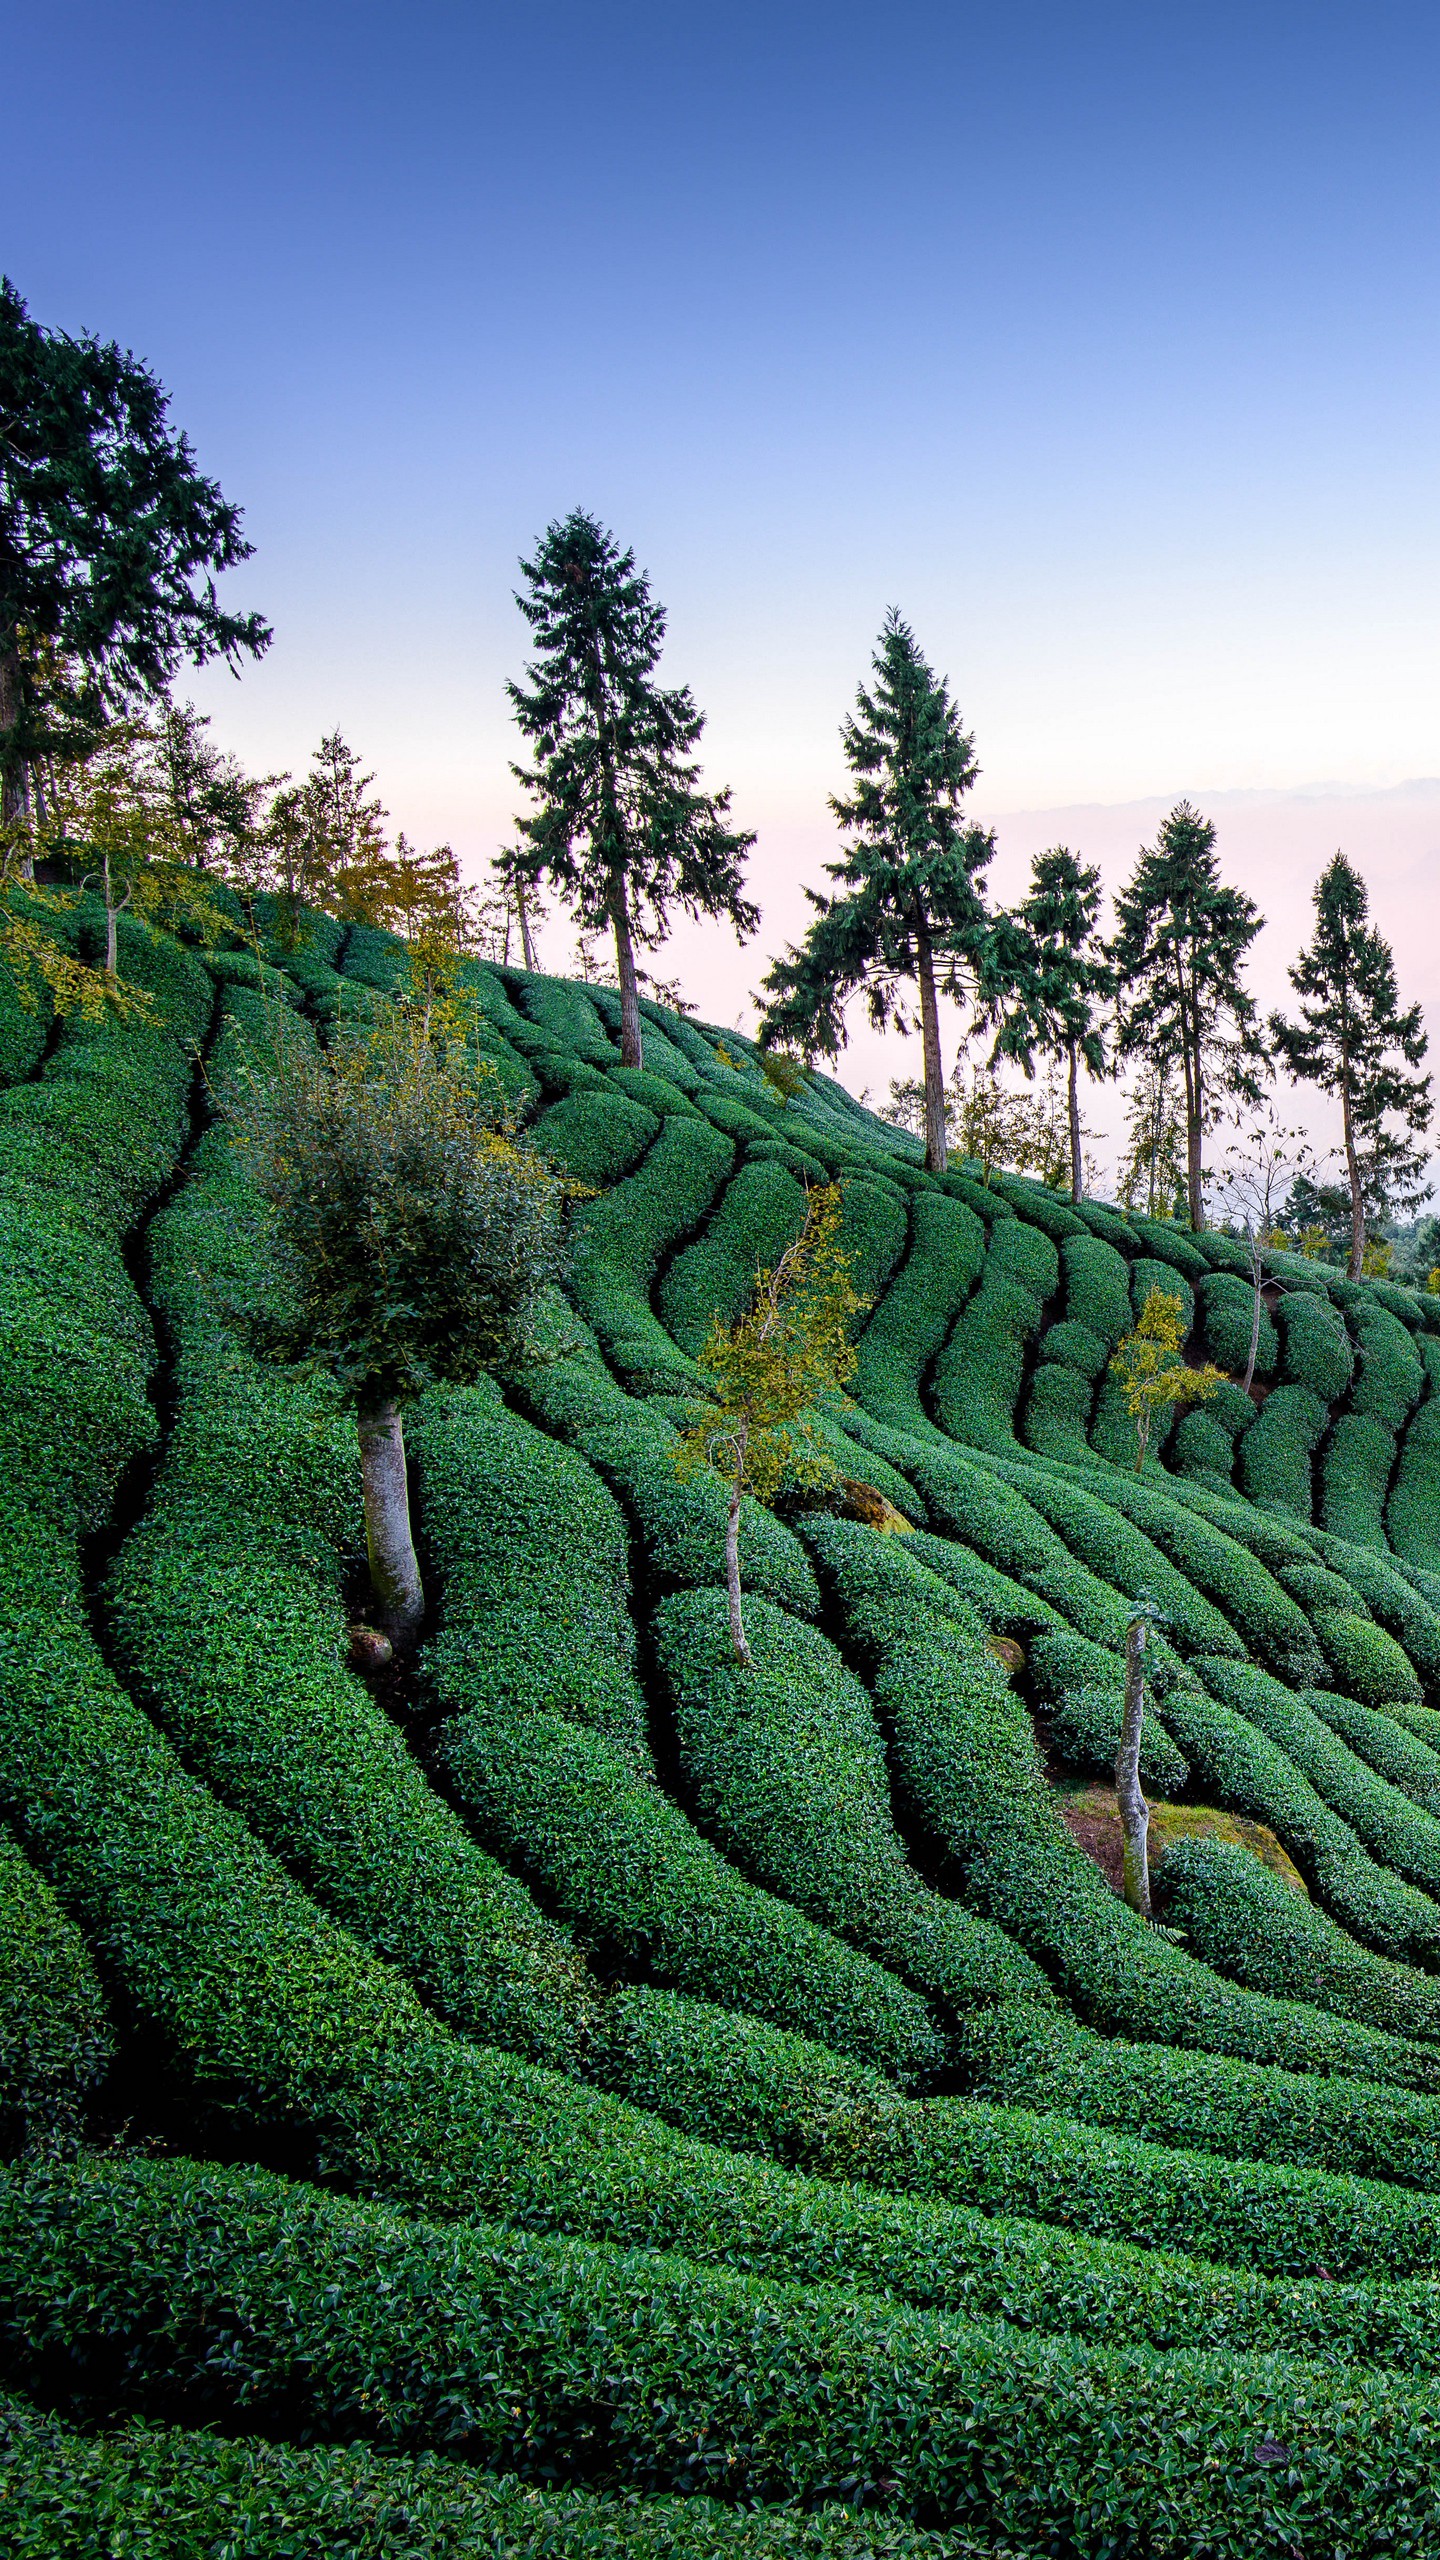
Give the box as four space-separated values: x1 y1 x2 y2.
14 2155 1440 2555
978 1456 1242 1658
0 913 210 1542
571 1114 733 1392
1351 1299 1425 1428
514 1338 821 1617
105 1008 593 2071
930 1215 1058 1451
1389 1397 1440 1568
1125 1214 1210 1277
0 1824 112 2151
896 1442 1134 1647
1019 1355 1095 1463
414 1386 938 2080
1025 1628 1189 1792
1162 1836 1440 2046
537 1084 659 1187
809 1517 1423 2085
653 1584 1047 2022
1303 1685 1440 1815
337 920 410 992
1160 1674 1440 1972
960 1999 1440 2211
659 1158 810 1354
1308 1529 1440 1686
1196 1272 1276 1377
1238 1381 1329 1517
1275 1287 1353 1401
516 974 621 1065
1320 1410 1396 1551
852 1190 985 1441
1197 1656 1440 1902
0 2398 970 2560
1314 1605 1424 1704
1169 1383 1253 1485
1058 1231 1132 1344
1024 1453 1324 1682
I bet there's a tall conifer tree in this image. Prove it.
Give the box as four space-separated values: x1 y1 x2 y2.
1270 852 1432 1278
1111 801 1265 1229
507 512 756 1068
758 610 1012 1174
992 845 1112 1202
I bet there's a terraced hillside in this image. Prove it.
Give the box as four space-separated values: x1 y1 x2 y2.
10 895 1440 2555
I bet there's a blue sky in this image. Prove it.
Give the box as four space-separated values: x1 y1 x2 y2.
6 2 1440 1161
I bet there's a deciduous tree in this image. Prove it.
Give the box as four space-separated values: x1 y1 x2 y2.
223 1007 569 1652
507 511 756 1068
673 1186 867 1664
1270 852 1432 1280
1108 1287 1224 1470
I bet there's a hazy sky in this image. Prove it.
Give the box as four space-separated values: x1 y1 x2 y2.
6 2 1440 1180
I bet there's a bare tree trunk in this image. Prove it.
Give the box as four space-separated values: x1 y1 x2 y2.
611 875 644 1070
0 649 33 879
357 1393 424 1652
725 1459 750 1665
516 879 537 973
1116 1616 1152 1917
1185 1057 1204 1232
1243 1240 1264 1394
1342 1072 1365 1280
1067 1035 1083 1203
915 922 947 1175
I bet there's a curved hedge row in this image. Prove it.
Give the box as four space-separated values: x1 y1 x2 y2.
537 1084 659 1187
570 1113 733 1393
1030 1454 1323 1683
1162 1836 1440 2045
106 1012 593 2070
1351 1300 1424 1428
1275 1287 1353 1402
1019 1355 1095 1463
0 1824 112 2149
653 1584 1047 2019
1160 1674 1440 1970
1196 1657 1440 1903
1025 1628 1188 1792
659 1158 810 1354
514 1341 821 1617
1238 1381 1329 1518
807 1517 1429 2084
0 2397 965 2560
415 1387 939 2080
978 1457 1243 1658
1303 1686 1440 1815
1320 1410 1396 1552
1196 1272 1276 1378
931 1215 1057 1451
852 1190 985 1441
12 2154 1440 2556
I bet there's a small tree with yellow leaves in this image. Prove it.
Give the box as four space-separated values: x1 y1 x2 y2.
1109 1287 1225 1471
674 1186 868 1663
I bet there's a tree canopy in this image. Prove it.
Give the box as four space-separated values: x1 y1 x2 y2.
758 609 1017 1174
507 510 756 1068
0 276 269 832
992 845 1112 1202
1270 851 1432 1278
1111 801 1265 1229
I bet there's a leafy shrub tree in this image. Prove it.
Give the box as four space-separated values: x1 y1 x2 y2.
507 511 756 1070
674 1186 867 1664
1213 1111 1317 1391
992 846 1113 1201
1116 1603 1163 1917
759 611 1020 1176
1270 852 1432 1280
224 1009 568 1652
1109 1287 1225 1469
1111 803 1265 1228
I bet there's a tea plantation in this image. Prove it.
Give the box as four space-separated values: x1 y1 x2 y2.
11 894 1440 2556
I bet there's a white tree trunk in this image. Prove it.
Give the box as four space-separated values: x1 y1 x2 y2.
1116 1616 1152 1918
357 1393 424 1652
915 924 947 1175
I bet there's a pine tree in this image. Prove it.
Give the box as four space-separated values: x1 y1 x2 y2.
0 277 268 844
1270 852 1432 1279
992 846 1112 1202
758 610 1015 1174
507 512 756 1068
1111 802 1265 1229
